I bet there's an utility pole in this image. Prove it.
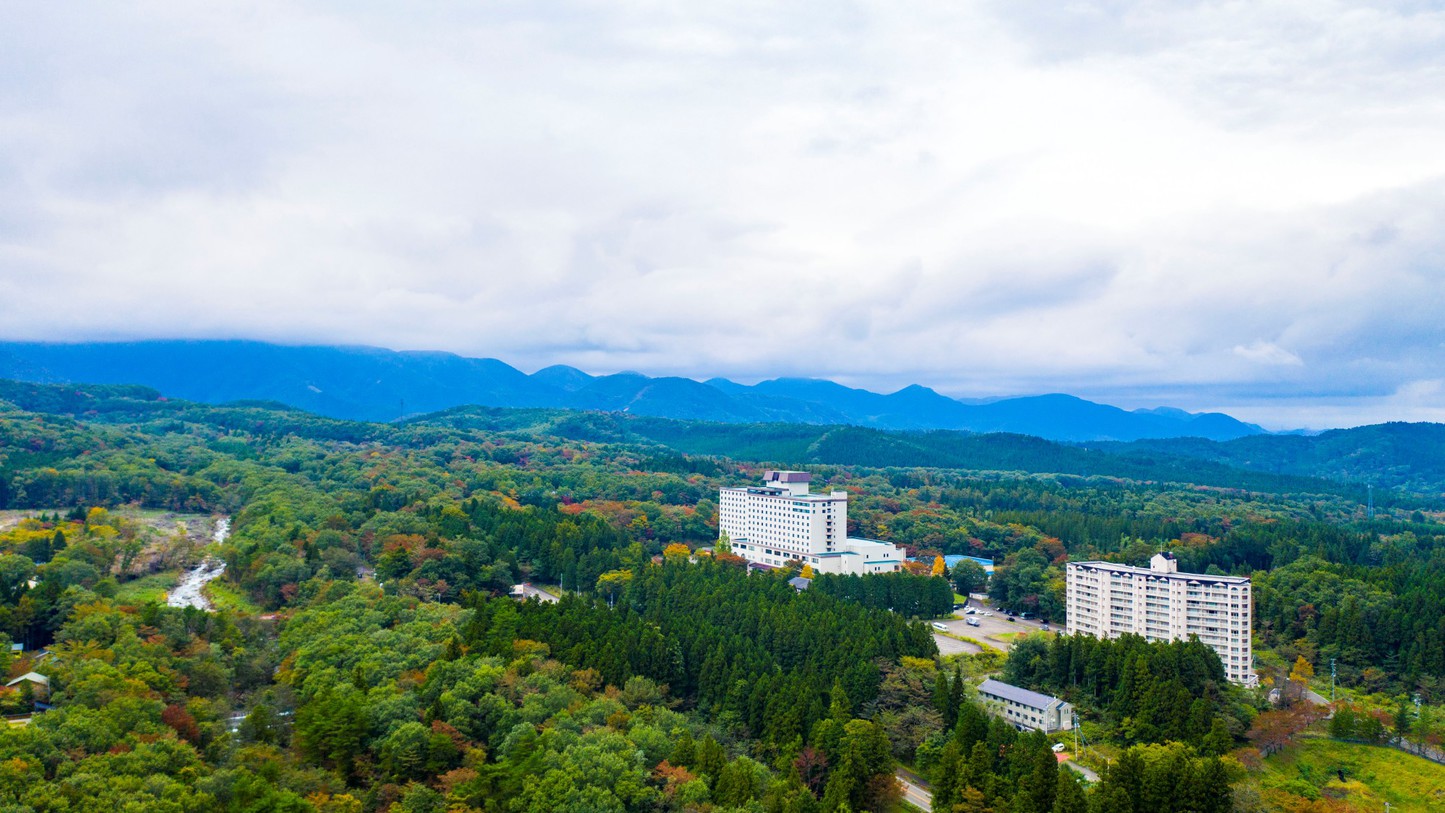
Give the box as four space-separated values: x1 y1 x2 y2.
1331 659 1337 703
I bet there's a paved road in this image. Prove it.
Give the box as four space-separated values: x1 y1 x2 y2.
895 768 932 811
522 585 560 603
933 633 982 655
1061 756 1100 782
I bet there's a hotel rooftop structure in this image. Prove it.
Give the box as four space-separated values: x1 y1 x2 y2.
719 471 904 576
1066 553 1256 686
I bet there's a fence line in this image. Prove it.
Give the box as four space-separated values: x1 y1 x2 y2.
1330 735 1445 766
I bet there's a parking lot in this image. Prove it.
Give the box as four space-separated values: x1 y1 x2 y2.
931 596 1058 653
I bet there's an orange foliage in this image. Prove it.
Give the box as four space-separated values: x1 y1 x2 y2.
381 534 426 553
653 760 697 795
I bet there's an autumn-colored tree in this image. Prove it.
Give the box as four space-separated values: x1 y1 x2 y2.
1282 655 1315 705
930 555 946 577
595 568 634 601
1246 705 1324 756
1288 655 1314 684
663 542 691 560
801 563 814 579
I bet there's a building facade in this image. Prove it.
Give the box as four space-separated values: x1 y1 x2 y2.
977 678 1073 733
1066 553 1256 685
719 471 904 575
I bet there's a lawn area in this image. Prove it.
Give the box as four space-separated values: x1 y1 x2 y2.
1251 734 1445 812
991 632 1022 643
203 579 263 615
113 571 180 604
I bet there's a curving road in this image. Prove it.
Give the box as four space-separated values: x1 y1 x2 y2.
896 768 932 811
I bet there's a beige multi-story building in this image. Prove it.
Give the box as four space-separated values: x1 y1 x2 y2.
977 678 1074 733
1066 553 1256 686
718 471 904 575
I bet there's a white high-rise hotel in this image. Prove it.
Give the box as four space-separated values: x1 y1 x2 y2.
718 471 904 575
1066 553 1256 685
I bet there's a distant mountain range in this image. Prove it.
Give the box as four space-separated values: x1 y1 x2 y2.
0 340 1267 442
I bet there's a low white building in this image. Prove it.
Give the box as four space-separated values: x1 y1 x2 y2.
977 678 1073 733
719 471 904 575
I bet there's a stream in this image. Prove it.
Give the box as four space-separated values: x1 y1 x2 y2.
167 517 230 610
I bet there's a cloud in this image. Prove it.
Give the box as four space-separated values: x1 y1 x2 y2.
2 2 1445 428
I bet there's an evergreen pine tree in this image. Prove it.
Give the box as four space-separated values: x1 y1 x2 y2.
1052 768 1088 813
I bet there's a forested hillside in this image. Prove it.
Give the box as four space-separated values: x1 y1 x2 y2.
1100 421 1445 494
1 380 1443 810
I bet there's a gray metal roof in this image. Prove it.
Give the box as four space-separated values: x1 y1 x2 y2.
977 678 1063 711
1067 560 1250 584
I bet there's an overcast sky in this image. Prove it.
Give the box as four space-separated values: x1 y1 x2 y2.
3 2 1444 429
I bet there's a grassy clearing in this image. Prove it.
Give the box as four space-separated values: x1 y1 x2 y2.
1252 734 1445 812
957 635 1005 653
990 632 1022 642
203 579 263 615
113 571 180 604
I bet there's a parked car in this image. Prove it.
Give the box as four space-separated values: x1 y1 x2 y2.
982 611 993 617
1041 623 1050 631
965 608 977 615
1006 615 1015 622
1051 743 1066 753
932 622 949 631
966 618 981 627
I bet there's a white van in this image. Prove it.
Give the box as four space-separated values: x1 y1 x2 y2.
931 622 948 631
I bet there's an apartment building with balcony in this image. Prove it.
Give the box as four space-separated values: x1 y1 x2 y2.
718 471 904 575
1066 553 1256 685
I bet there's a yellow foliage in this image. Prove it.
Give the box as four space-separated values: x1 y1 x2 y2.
930 555 946 577
307 793 363 813
902 656 937 672
663 543 691 560
1289 655 1315 684
800 563 814 579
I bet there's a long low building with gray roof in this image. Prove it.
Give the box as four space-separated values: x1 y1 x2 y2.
977 678 1073 733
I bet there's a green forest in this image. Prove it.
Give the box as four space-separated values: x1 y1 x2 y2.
0 380 1443 811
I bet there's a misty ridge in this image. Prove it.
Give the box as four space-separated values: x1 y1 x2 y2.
0 340 1266 442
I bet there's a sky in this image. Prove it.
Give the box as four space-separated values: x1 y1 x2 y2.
3 2 1445 430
